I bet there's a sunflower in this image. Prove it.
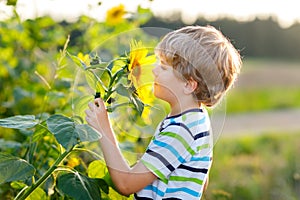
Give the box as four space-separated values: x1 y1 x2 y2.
128 40 156 88
106 4 126 25
67 157 80 168
128 40 156 117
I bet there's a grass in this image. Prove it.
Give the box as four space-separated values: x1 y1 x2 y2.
225 58 300 114
226 88 300 113
203 131 300 200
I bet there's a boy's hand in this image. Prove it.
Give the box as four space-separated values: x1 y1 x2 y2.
85 98 111 134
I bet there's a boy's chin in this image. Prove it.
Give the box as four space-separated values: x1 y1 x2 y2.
153 90 159 98
153 90 162 100
153 91 169 103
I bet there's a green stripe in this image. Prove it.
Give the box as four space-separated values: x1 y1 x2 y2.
169 176 203 185
160 132 196 156
197 143 210 151
141 160 168 184
151 135 156 141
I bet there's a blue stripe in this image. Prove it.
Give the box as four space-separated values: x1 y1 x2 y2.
146 149 175 172
153 140 186 163
144 185 165 197
186 117 205 128
194 131 210 140
170 118 176 123
166 187 200 197
166 122 193 138
190 156 211 162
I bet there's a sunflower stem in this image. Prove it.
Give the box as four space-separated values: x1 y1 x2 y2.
16 149 72 200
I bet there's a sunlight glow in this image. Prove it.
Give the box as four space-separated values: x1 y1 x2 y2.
1 0 299 27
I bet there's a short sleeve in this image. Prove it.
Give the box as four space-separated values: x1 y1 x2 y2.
140 124 195 183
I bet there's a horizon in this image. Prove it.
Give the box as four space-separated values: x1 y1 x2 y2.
1 0 300 28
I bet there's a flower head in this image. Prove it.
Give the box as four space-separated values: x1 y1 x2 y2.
67 157 80 168
106 4 126 25
128 40 156 87
127 40 156 114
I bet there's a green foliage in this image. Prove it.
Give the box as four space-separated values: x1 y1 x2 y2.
2 2 299 200
0 113 107 199
6 0 18 6
47 114 101 150
204 132 300 200
0 153 35 184
0 3 157 199
56 172 108 200
0 115 38 129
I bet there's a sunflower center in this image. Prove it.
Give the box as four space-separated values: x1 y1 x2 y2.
133 64 141 78
112 10 123 18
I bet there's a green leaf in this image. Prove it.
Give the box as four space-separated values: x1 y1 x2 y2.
67 52 86 70
85 70 106 92
0 153 36 184
103 172 117 191
6 0 18 6
32 121 51 142
88 160 107 179
87 160 112 194
116 84 130 97
131 94 144 116
110 68 125 84
0 115 38 129
47 114 101 150
25 187 47 200
72 95 93 120
75 124 102 142
100 69 112 89
56 172 101 200
0 139 22 150
94 178 109 194
136 5 153 25
47 114 77 150
86 63 108 69
10 181 27 189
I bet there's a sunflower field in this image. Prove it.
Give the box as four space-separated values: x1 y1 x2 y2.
2 1 300 200
0 2 169 199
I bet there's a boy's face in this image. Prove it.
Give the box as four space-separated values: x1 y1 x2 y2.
152 58 186 104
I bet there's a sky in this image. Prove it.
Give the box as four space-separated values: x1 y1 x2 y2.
1 0 300 28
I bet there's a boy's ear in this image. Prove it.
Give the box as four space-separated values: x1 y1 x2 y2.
184 79 198 94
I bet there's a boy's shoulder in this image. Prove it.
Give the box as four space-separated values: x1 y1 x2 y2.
159 108 210 138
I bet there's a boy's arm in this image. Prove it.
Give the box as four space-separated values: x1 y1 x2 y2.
85 98 156 196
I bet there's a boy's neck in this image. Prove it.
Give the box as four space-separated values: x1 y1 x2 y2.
169 100 200 116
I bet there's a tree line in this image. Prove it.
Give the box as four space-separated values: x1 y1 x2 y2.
142 15 300 60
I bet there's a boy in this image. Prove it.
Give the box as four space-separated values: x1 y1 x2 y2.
85 25 241 199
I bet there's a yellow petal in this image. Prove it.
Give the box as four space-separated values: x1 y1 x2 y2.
77 52 90 66
136 84 154 105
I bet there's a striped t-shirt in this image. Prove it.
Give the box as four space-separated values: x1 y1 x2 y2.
135 108 213 200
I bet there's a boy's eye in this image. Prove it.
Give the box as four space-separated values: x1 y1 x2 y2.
161 65 166 70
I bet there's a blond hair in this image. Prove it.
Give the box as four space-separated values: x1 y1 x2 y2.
155 25 242 107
